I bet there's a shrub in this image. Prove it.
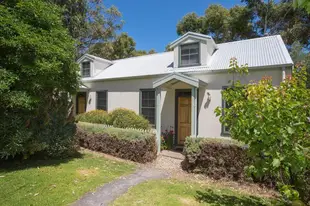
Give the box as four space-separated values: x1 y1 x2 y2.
182 137 248 181
215 60 310 203
76 122 157 163
107 108 150 130
75 110 109 124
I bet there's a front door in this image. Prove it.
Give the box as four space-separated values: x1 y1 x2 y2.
177 96 191 145
76 92 86 114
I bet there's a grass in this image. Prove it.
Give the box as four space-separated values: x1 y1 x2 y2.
0 150 136 206
112 179 278 206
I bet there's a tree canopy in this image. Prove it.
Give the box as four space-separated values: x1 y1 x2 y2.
177 0 310 49
0 0 79 158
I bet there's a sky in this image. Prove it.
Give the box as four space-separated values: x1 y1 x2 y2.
104 0 244 52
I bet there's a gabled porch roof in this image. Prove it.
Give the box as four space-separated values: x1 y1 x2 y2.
153 72 207 88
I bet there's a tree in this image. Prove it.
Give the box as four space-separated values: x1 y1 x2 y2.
177 5 255 43
148 49 156 54
89 33 136 60
243 0 310 49
0 0 79 158
177 13 206 35
215 59 310 203
50 0 123 54
165 44 173 52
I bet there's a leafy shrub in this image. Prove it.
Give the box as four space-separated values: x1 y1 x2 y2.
107 108 150 130
75 110 109 124
76 122 157 163
0 1 78 159
215 60 310 203
182 137 248 180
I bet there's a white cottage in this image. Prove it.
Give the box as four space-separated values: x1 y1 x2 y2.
75 32 293 149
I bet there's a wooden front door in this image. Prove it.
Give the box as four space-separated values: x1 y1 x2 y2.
177 96 191 145
76 93 86 114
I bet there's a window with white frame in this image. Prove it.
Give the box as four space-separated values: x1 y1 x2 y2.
81 62 90 77
180 43 200 66
140 89 155 125
96 91 107 111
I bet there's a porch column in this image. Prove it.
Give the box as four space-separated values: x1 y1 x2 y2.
191 87 198 137
282 66 286 81
155 87 161 153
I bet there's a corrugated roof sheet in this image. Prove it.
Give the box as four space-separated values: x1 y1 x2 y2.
84 35 293 81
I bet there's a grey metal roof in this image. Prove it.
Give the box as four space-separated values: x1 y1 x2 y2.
83 35 293 81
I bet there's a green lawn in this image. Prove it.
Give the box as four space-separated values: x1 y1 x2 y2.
0 150 136 206
112 179 277 206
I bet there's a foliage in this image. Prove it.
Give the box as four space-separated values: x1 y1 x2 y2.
75 110 109 124
77 123 157 163
176 1 310 49
112 179 277 206
0 0 79 159
242 0 310 49
88 32 136 60
215 60 310 203
177 5 255 43
107 108 150 130
183 137 248 180
0 150 135 206
293 0 310 14
161 127 174 149
50 0 123 53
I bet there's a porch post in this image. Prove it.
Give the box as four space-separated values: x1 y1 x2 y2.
156 87 161 154
191 87 198 137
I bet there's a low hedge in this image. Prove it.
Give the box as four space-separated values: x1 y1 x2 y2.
76 122 157 163
75 108 150 130
182 137 248 181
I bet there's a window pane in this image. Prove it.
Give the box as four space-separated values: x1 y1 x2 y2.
97 91 107 111
190 48 199 54
181 55 189 65
189 54 199 64
142 108 155 125
181 48 189 55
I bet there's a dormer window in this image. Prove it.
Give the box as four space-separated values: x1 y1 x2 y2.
180 43 200 67
81 62 90 77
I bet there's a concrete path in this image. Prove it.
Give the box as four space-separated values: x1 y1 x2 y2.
72 169 169 206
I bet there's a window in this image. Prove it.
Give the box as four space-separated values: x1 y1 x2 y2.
180 43 200 66
81 62 90 77
222 87 231 135
97 91 107 111
140 89 156 125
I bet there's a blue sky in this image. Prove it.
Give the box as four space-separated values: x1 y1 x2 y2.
105 0 244 52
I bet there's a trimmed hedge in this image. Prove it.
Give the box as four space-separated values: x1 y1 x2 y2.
76 122 157 163
182 137 248 181
75 108 150 130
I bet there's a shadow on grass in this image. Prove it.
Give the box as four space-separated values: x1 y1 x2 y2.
0 152 84 173
195 189 270 206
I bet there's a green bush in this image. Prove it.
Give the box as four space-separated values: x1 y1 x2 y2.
75 110 109 124
182 137 248 181
0 1 79 159
107 108 150 130
215 60 310 203
76 122 157 163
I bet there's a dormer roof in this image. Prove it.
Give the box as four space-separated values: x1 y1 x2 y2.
169 32 218 49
